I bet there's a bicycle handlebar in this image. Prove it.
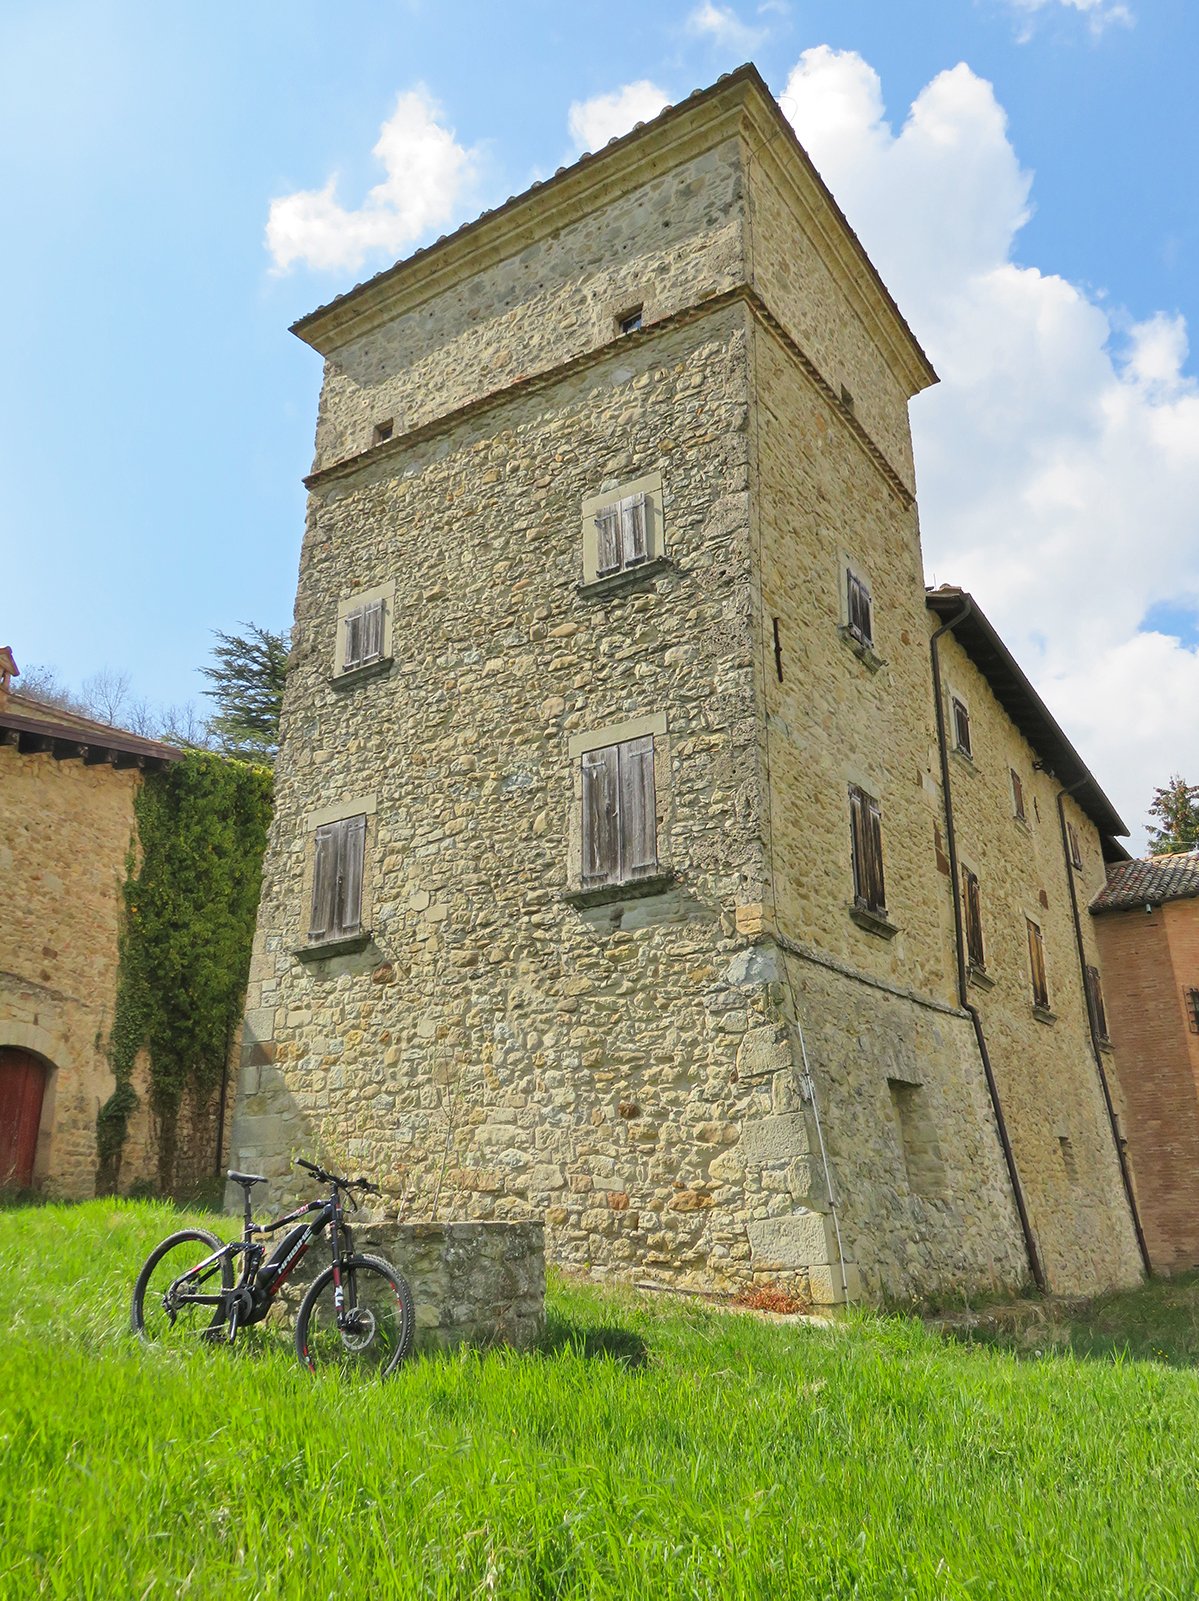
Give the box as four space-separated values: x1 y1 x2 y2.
295 1157 380 1195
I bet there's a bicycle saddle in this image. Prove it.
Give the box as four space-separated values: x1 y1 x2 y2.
227 1170 268 1187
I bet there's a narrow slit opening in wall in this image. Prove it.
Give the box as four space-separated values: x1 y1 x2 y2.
887 1079 946 1197
372 419 394 445
772 617 783 682
618 306 643 335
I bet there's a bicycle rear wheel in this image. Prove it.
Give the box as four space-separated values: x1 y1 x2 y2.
131 1229 232 1349
294 1254 414 1376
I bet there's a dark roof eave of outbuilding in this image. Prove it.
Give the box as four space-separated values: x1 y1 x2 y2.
926 587 1127 839
0 705 181 768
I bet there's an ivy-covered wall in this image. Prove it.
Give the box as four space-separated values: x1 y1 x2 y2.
98 753 272 1192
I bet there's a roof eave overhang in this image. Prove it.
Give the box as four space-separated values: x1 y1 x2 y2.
0 708 181 769
927 589 1127 840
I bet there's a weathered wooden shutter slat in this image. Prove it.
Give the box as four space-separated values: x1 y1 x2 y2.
620 734 657 877
621 495 648 566
849 786 867 907
337 814 366 935
343 608 364 670
1085 964 1108 1039
865 793 886 911
362 599 385 664
309 824 337 939
582 746 620 883
595 507 621 577
1027 918 1048 1006
964 869 985 968
847 573 873 646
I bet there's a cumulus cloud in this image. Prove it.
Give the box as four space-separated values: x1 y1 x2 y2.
567 81 671 153
780 46 1198 845
685 2 766 52
1003 0 1133 40
266 86 477 274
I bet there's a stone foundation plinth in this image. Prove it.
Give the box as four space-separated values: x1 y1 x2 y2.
283 1218 545 1354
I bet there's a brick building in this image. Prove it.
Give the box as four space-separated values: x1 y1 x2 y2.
229 66 1145 1302
1091 854 1199 1272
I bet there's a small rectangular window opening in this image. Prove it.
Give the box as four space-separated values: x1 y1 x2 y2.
849 785 887 916
963 867 985 971
618 307 643 335
1027 918 1050 1009
846 571 873 649
372 419 394 445
951 696 972 758
342 598 386 672
1011 768 1026 822
772 617 784 682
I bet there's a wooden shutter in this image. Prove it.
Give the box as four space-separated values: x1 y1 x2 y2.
1067 822 1082 868
847 572 873 646
849 786 868 907
864 792 885 911
309 824 337 938
1027 919 1049 1007
581 746 620 883
1085 965 1109 1041
963 868 985 969
952 697 972 757
336 814 366 936
621 495 648 566
619 735 657 878
362 599 385 664
595 507 621 577
1011 769 1025 821
343 608 364 670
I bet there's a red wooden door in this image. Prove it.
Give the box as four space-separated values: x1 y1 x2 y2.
0 1049 46 1189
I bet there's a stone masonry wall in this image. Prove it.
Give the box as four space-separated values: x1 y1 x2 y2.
0 747 139 1195
1094 898 1199 1273
932 633 1142 1296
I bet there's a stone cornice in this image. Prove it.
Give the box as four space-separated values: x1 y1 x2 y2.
291 63 936 399
303 284 915 507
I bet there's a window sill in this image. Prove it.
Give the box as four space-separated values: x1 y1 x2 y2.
561 871 676 909
1032 1004 1057 1025
578 556 673 600
949 746 976 772
967 964 995 992
293 931 374 962
1096 1035 1114 1052
330 657 393 691
849 905 899 939
836 626 886 673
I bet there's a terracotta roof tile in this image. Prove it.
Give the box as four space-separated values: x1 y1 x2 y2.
1090 853 1199 913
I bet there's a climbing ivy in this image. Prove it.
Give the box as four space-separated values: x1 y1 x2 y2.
97 752 273 1190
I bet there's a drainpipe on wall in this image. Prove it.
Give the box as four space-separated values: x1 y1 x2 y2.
930 599 1047 1293
1056 782 1152 1277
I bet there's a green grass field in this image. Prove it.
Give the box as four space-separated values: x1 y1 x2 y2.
3 1200 1199 1599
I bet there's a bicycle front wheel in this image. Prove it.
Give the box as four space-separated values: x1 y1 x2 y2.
294 1254 414 1376
131 1228 232 1349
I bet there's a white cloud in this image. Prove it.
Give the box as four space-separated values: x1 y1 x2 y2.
266 86 477 274
686 2 766 52
567 81 671 153
1003 0 1133 40
780 47 1199 847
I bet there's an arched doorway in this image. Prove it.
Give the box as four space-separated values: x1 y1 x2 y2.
0 1048 47 1190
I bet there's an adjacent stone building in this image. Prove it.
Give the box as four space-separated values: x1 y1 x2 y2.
0 673 180 1194
229 65 1145 1302
1091 854 1199 1273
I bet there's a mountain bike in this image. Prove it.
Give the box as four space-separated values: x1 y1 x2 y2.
130 1158 414 1375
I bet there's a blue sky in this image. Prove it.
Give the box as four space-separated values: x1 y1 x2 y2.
3 0 1197 845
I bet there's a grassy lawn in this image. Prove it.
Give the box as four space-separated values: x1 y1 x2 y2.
3 1202 1199 1598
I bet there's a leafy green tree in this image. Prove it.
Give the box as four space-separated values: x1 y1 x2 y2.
1147 775 1199 856
201 623 291 762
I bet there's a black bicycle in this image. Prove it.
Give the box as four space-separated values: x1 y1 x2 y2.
130 1158 414 1375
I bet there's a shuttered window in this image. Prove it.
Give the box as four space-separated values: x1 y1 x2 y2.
963 867 985 970
1066 821 1082 869
1027 918 1049 1008
951 696 972 758
581 735 657 886
594 493 649 578
309 814 366 941
342 599 386 671
849 785 887 915
1011 769 1026 822
1186 988 1199 1035
1085 964 1110 1042
846 571 873 647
